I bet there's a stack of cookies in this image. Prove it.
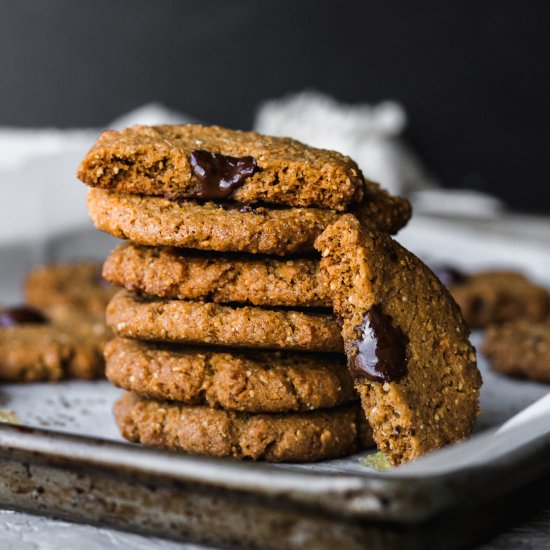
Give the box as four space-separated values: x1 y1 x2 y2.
77 124 482 465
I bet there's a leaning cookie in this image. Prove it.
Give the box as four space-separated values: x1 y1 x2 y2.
446 270 550 328
115 392 373 462
103 243 330 307
482 320 550 383
107 290 342 352
0 306 108 381
105 338 354 412
25 262 117 322
315 215 482 465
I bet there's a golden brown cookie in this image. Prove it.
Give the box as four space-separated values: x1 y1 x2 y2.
114 391 373 462
449 270 550 328
87 188 409 257
77 124 367 210
88 188 338 256
103 243 330 307
0 306 108 381
314 215 482 465
105 337 354 412
106 290 342 352
482 319 550 382
355 182 413 237
25 262 117 322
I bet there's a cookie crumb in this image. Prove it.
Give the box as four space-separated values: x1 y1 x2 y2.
360 452 391 471
0 409 20 425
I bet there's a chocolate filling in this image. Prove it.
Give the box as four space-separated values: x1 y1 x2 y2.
190 149 259 200
0 306 49 327
349 305 408 382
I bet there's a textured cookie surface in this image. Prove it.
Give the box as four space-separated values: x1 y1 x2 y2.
107 290 342 352
87 187 410 256
482 320 550 382
354 182 412 236
103 243 330 307
77 124 366 210
25 262 117 322
105 338 354 412
0 308 108 381
315 215 482 465
115 391 373 462
450 271 550 328
88 188 338 256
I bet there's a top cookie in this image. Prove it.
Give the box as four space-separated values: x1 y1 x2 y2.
315 215 482 465
77 124 367 210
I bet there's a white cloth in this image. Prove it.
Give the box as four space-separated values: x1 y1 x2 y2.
255 90 436 195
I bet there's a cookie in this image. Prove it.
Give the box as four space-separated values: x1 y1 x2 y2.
449 270 550 328
105 337 354 412
25 262 117 322
0 306 108 381
354 182 413 237
106 290 343 352
87 187 410 257
114 391 373 462
482 320 550 382
103 243 330 307
88 188 338 256
314 215 482 465
77 124 367 210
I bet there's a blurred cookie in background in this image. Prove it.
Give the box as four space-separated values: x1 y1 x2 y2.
25 262 117 322
433 267 550 329
0 305 107 381
482 319 550 383
0 262 115 382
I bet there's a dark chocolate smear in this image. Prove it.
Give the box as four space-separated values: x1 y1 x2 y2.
0 306 49 327
190 149 259 200
349 305 408 383
432 265 467 288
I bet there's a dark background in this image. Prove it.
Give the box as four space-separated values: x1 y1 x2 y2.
1 1 549 212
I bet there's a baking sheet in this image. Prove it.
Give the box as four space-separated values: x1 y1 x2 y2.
1 217 549 474
1 216 550 548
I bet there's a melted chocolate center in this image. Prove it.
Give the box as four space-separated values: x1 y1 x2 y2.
349 305 408 383
0 306 49 327
432 265 467 287
190 149 259 200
